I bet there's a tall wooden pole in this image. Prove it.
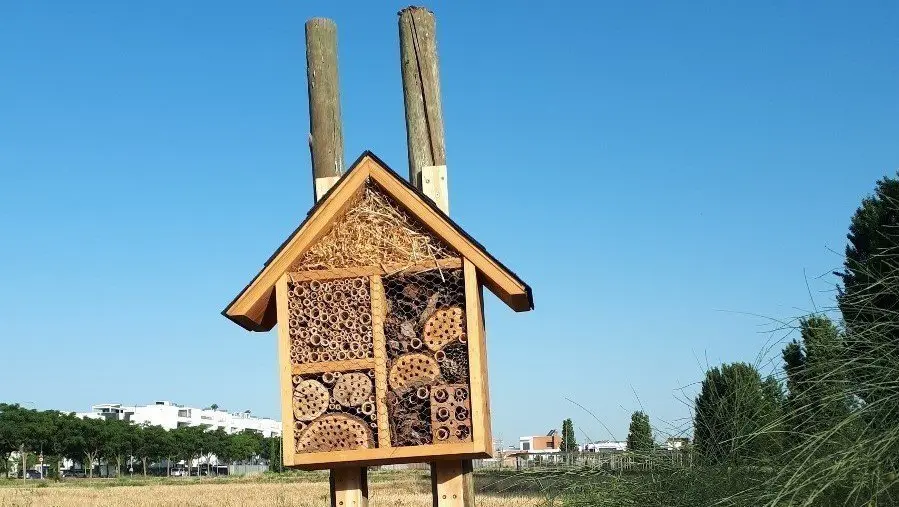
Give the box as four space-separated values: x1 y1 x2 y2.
398 6 448 200
305 17 368 507
306 17 345 202
400 7 474 507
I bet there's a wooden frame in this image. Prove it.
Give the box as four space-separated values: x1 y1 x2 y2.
275 260 494 469
463 258 492 452
275 275 297 467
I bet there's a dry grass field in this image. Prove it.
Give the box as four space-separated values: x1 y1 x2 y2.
0 471 547 507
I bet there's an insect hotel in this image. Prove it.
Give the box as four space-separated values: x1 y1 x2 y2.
222 152 533 468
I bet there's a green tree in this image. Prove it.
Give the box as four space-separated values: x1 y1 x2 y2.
263 436 281 472
0 404 26 477
23 408 55 474
693 362 782 465
626 411 654 452
836 173 899 406
136 424 172 477
45 412 82 479
205 428 230 475
160 427 181 477
74 417 105 478
228 431 261 464
782 316 852 449
171 426 206 477
101 419 133 477
560 419 577 453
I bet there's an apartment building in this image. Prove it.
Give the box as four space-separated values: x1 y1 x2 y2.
78 401 281 437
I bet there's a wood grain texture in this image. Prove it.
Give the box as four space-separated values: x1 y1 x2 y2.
276 275 296 466
463 259 491 452
431 460 474 507
291 359 376 376
369 275 392 449
290 441 489 469
477 284 492 453
287 258 461 283
306 18 344 187
398 7 446 188
315 175 341 201
330 467 368 507
421 165 449 214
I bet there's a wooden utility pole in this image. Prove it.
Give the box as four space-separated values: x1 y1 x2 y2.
398 6 449 213
305 17 367 507
307 17 345 201
399 7 473 507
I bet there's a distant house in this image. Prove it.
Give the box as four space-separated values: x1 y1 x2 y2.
581 440 627 452
666 437 690 451
518 429 561 453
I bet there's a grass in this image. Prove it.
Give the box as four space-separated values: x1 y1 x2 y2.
0 470 548 507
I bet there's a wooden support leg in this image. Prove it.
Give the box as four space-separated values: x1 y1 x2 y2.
431 459 475 507
330 466 368 507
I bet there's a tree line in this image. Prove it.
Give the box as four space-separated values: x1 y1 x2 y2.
681 173 899 503
564 173 899 503
0 406 282 478
551 174 899 505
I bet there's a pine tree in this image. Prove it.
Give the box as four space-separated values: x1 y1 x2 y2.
626 411 653 452
693 362 782 465
782 315 851 449
560 419 577 453
837 173 899 408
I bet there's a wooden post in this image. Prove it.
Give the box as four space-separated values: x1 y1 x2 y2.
431 459 475 507
330 467 369 507
306 17 345 201
398 6 448 191
305 17 367 507
399 7 475 507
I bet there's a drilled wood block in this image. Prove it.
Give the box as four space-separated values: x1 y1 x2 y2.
430 384 472 444
296 413 374 453
333 372 374 407
423 307 465 351
388 353 440 390
293 379 330 421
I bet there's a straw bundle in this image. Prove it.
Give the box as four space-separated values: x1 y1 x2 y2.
295 183 456 270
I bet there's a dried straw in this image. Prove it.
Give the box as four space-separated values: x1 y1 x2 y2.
295 182 456 270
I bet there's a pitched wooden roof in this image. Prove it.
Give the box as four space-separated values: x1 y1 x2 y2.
223 151 534 332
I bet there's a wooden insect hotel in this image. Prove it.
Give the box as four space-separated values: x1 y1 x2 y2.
223 152 533 468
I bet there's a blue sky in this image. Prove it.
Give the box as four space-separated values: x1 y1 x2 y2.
1 1 896 446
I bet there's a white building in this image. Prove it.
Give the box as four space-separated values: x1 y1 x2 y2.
518 430 561 453
78 401 281 437
665 437 690 450
581 440 628 452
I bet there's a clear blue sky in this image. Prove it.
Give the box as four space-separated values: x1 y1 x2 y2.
1 1 896 446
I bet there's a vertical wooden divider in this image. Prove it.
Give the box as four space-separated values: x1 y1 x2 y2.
275 276 296 467
370 275 392 448
463 259 491 451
